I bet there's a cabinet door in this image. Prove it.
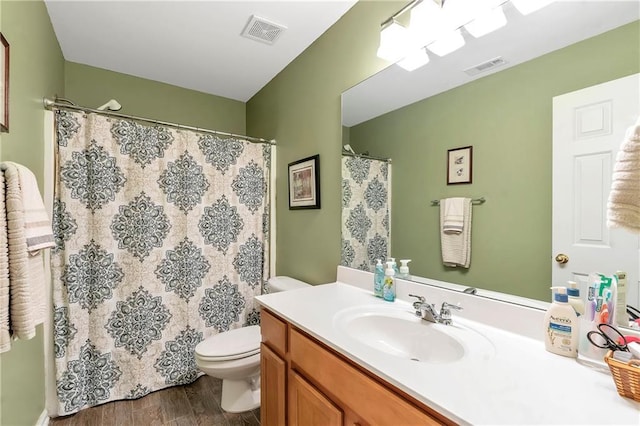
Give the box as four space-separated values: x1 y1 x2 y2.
261 343 286 426
289 371 343 426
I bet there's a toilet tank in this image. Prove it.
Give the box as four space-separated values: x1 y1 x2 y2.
267 276 310 293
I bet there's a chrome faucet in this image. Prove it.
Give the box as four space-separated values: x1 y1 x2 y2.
408 295 462 325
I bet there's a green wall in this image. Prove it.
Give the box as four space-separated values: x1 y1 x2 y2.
247 1 403 284
65 62 246 133
0 0 65 425
348 21 640 301
0 3 248 425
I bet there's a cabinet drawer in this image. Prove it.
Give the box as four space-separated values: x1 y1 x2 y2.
289 328 452 426
261 309 288 357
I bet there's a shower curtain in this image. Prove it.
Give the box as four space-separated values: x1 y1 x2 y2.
50 110 271 416
341 156 390 270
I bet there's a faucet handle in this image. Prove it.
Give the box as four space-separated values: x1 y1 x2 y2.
441 301 462 311
408 294 426 311
439 302 462 326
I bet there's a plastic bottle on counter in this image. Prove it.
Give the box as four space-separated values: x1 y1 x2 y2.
615 271 628 328
398 259 411 280
389 257 399 276
373 259 384 298
383 261 396 302
544 286 578 358
566 281 585 317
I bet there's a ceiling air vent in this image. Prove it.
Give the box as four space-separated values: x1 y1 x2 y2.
241 15 287 45
464 56 507 76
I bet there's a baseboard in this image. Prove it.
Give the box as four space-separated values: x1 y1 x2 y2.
35 409 49 426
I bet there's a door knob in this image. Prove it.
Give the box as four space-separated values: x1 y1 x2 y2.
555 253 569 264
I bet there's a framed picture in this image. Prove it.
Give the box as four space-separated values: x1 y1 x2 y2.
447 146 473 185
288 154 321 209
0 33 8 133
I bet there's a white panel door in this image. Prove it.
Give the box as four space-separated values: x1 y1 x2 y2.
552 73 640 310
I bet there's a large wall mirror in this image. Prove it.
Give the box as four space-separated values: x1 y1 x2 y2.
341 1 640 319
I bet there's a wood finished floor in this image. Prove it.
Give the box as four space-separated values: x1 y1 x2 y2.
49 376 260 426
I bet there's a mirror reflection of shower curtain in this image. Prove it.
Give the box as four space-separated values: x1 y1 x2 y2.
341 156 390 270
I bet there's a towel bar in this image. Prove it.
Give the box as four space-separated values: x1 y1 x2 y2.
430 197 486 206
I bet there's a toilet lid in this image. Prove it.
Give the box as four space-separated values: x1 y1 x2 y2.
195 325 261 359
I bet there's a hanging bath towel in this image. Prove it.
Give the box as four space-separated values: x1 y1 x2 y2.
1 163 48 340
440 198 472 268
0 173 10 352
607 116 640 233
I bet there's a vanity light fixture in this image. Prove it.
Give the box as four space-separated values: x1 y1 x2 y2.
376 0 555 71
376 20 413 62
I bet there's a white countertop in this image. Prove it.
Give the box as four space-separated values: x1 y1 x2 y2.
255 274 640 425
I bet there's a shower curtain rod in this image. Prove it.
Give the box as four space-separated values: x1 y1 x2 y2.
42 97 276 145
342 151 392 163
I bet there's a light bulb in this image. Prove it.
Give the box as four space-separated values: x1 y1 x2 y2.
397 48 430 71
376 21 412 62
427 29 465 57
409 0 447 47
464 5 507 38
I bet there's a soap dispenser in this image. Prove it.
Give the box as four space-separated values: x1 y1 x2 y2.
388 257 399 274
398 259 411 280
544 287 578 358
566 281 585 317
383 261 396 302
373 259 384 298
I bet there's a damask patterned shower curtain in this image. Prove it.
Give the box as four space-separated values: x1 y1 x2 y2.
50 110 271 416
341 156 390 270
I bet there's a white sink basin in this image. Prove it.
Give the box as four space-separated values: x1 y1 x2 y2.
333 304 495 364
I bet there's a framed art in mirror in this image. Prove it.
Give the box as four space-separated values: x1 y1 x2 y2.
288 154 321 209
447 146 472 185
0 33 8 133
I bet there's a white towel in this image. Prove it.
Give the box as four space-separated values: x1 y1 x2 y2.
0 173 10 352
440 198 472 268
607 116 640 233
3 164 47 341
0 162 55 251
442 197 465 234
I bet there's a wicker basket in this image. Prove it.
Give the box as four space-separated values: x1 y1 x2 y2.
605 350 640 402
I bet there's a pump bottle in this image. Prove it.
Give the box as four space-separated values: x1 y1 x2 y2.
373 259 384 298
398 259 411 280
544 287 578 358
566 281 585 317
383 261 396 302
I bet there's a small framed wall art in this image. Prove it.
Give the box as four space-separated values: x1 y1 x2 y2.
288 154 321 209
447 146 473 185
0 33 8 133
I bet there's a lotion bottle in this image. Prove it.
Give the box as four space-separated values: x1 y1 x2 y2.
383 261 396 302
566 281 585 317
544 287 578 358
373 259 384 298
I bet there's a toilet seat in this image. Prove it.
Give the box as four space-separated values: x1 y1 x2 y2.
195 325 261 361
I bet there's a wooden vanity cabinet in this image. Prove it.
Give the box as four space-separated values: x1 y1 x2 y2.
260 308 454 426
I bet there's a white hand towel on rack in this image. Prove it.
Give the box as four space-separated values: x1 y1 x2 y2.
440 198 472 268
442 197 465 234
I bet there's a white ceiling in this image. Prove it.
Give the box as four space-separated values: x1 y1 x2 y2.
44 0 358 102
342 1 640 127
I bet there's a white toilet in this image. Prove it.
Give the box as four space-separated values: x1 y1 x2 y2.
195 276 309 413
